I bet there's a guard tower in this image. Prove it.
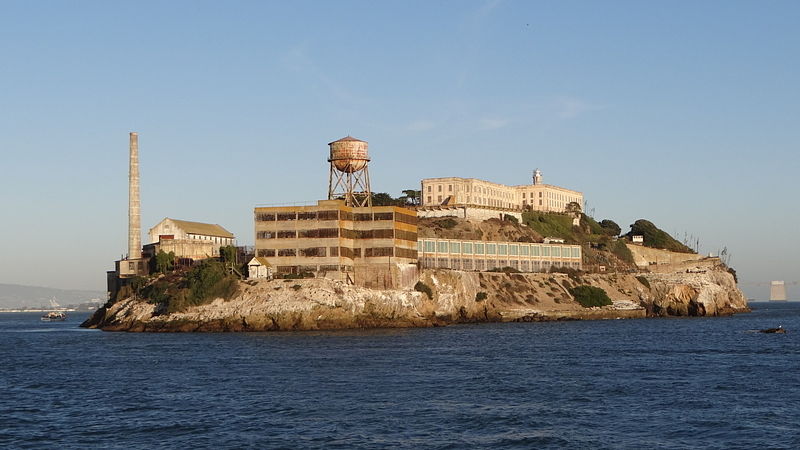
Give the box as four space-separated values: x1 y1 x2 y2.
328 136 372 207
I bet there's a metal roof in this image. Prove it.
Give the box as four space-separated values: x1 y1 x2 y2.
167 219 234 238
328 135 366 145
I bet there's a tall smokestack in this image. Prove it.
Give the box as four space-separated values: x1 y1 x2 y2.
128 132 142 260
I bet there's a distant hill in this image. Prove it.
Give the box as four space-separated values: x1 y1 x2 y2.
0 284 105 309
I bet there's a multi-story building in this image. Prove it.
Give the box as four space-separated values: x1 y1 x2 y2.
253 199 418 289
418 237 582 272
421 169 583 213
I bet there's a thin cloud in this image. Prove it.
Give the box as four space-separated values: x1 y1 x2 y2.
283 44 364 104
554 97 603 119
407 120 436 132
479 117 509 130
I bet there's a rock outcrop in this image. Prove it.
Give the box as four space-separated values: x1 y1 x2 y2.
82 260 748 332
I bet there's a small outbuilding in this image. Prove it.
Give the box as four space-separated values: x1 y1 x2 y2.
247 257 273 280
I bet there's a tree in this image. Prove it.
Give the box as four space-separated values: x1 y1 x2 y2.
155 250 175 274
401 189 421 206
565 201 582 214
371 192 397 206
599 219 621 237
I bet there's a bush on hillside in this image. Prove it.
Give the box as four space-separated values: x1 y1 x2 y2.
626 219 694 253
414 281 433 299
488 266 521 274
568 285 613 308
635 276 651 290
599 219 622 236
612 239 635 264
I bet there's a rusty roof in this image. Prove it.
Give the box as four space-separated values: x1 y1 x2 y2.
168 219 234 238
328 135 366 145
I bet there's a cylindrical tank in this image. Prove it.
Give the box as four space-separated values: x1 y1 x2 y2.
328 136 369 173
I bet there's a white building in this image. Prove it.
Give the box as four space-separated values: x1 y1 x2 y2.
421 169 583 213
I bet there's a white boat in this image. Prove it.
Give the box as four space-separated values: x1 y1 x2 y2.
41 311 67 322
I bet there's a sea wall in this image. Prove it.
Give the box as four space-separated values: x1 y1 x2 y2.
82 261 748 332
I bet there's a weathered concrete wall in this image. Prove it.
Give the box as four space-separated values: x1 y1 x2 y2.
627 244 705 268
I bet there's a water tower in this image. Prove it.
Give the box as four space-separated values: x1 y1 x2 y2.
328 136 372 207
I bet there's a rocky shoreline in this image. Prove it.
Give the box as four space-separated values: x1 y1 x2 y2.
82 258 749 332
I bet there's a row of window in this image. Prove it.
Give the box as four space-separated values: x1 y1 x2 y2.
255 210 408 222
256 247 418 259
419 257 581 272
256 228 416 242
419 240 581 259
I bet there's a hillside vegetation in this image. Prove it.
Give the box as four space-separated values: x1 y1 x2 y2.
625 219 694 253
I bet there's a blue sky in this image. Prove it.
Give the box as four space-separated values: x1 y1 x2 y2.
1 1 798 299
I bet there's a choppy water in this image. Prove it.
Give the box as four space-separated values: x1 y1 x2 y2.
1 303 799 449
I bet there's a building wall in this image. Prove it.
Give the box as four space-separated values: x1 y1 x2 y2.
148 218 234 248
145 239 220 260
254 200 418 288
418 238 582 272
421 176 583 213
416 205 522 222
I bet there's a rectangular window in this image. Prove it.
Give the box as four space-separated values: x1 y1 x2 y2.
424 240 436 252
297 212 316 220
256 213 275 221
317 210 339 221
572 247 581 258
498 244 507 256
449 242 460 254
277 230 296 239
462 242 472 254
486 244 496 255
520 245 529 256
475 243 484 254
437 241 448 253
417 241 422 251
509 245 518 256
278 249 296 257
277 213 297 221
532 245 540 256
542 246 550 257
553 247 561 257
257 249 275 257
438 185 442 192
448 184 452 191
300 247 326 257
427 196 432 203
256 231 274 239
329 247 339 257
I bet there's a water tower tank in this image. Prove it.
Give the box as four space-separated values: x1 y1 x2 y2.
328 136 369 173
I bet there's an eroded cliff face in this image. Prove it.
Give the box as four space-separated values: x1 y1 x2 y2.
82 260 748 332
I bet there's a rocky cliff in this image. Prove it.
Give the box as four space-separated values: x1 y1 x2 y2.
82 259 748 332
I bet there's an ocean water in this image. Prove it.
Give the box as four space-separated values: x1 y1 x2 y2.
1 303 799 449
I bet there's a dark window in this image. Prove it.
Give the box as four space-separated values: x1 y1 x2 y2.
277 213 297 221
277 230 296 239
278 249 296 257
256 213 276 221
318 210 340 221
257 249 275 257
256 231 274 239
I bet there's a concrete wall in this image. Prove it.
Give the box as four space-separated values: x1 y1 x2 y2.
626 244 705 268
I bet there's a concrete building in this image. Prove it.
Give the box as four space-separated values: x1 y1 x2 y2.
420 169 583 213
254 199 418 289
146 218 235 260
418 238 582 272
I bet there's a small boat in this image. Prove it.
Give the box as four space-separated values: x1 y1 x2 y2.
41 311 67 322
759 326 786 334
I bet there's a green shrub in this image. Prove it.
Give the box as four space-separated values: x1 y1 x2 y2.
635 276 651 290
612 239 635 264
414 281 433 299
475 291 488 302
503 214 519 224
568 285 613 308
292 284 302 291
627 219 694 253
434 218 458 229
